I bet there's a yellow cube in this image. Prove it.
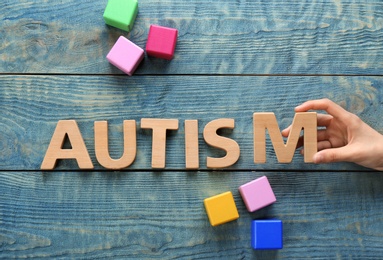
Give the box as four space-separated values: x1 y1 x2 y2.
204 191 239 226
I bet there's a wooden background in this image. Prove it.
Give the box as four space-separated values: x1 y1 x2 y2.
1 0 383 258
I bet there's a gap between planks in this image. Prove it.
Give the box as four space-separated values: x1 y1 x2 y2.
1 73 383 77
0 169 373 173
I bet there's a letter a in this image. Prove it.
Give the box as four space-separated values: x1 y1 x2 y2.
41 120 94 170
253 112 317 163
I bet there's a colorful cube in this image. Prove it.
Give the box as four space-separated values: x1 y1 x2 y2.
239 176 276 212
146 25 178 60
103 0 138 32
251 220 283 250
203 191 239 226
106 36 144 76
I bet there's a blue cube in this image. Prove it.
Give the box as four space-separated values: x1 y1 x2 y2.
251 219 283 250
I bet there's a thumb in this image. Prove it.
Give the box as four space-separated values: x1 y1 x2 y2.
313 147 353 164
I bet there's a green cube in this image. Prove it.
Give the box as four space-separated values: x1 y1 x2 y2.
103 0 138 32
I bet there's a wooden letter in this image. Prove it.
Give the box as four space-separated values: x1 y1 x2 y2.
185 120 199 169
94 120 137 170
41 120 94 170
141 119 179 169
253 112 317 163
203 118 240 168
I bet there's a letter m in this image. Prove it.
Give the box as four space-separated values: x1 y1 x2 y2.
253 112 317 163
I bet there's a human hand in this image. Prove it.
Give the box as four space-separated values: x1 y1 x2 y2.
282 98 383 171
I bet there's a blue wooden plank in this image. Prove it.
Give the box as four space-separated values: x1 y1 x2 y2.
1 75 382 171
2 0 383 258
1 0 383 74
1 171 383 258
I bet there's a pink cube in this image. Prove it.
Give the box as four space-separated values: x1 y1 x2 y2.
239 176 276 212
146 25 178 60
106 36 144 76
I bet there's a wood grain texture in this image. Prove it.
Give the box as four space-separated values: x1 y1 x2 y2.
41 120 94 170
1 0 383 75
2 0 383 258
253 112 317 163
203 118 240 168
1 75 382 171
1 171 383 259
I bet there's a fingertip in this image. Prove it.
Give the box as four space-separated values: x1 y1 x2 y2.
313 153 323 164
294 103 309 112
281 126 291 137
313 149 345 164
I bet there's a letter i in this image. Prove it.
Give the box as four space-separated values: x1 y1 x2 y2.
185 120 199 169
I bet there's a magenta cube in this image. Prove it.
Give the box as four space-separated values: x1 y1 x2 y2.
239 176 276 212
146 25 178 60
106 36 144 76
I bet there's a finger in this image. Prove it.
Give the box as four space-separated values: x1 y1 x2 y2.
300 139 331 155
317 140 332 151
285 114 332 131
317 129 329 142
281 125 291 137
317 114 333 127
313 146 353 164
298 130 328 153
282 128 304 148
283 127 304 148
295 98 349 120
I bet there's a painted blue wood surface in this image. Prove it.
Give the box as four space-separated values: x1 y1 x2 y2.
2 171 383 259
1 0 383 75
1 0 383 259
